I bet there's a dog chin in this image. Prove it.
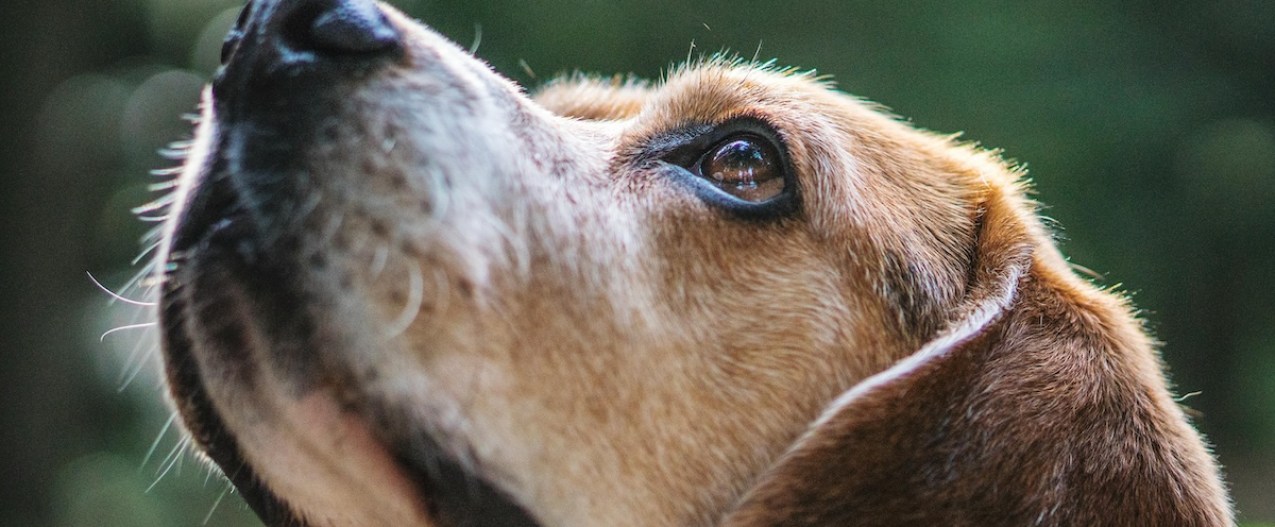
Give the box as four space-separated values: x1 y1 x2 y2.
161 248 540 527
159 123 540 526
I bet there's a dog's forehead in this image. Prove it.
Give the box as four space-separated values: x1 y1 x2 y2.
533 76 652 121
655 63 834 112
535 64 849 125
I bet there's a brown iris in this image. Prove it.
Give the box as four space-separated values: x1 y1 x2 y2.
698 135 785 202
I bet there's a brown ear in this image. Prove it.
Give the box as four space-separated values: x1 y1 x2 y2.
720 187 1232 526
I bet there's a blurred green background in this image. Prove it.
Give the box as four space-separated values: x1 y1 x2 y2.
1 0 1271 525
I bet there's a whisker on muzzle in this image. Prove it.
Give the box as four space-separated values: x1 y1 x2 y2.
384 257 425 339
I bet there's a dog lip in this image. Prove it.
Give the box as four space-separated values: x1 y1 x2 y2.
160 169 320 524
159 274 312 526
162 190 539 526
388 434 544 527
163 280 540 527
161 235 415 526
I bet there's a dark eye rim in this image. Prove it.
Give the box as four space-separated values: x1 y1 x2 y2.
658 117 799 221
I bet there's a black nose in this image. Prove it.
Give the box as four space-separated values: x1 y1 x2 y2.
221 0 401 69
282 0 400 55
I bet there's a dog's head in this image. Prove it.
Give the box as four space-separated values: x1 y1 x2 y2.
155 1 1231 525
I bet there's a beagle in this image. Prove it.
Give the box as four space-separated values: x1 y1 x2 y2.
153 0 1233 525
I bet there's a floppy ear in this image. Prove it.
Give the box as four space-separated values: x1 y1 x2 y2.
720 186 1232 526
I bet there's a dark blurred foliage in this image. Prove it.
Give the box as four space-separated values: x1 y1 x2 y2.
0 0 1271 525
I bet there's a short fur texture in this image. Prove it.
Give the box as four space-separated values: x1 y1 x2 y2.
155 2 1232 525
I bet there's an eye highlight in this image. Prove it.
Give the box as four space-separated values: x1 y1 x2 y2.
697 135 785 202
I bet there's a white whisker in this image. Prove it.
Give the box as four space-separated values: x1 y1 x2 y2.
150 166 183 177
370 243 390 279
318 211 346 248
468 23 483 54
131 241 163 266
426 168 452 221
133 193 176 215
487 212 529 281
148 179 180 193
385 259 424 338
99 322 156 342
294 193 324 232
202 482 233 525
147 435 190 493
116 339 158 392
142 413 178 469
87 271 156 306
518 59 536 80
430 266 451 315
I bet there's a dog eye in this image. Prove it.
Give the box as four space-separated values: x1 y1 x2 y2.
655 119 797 219
696 135 785 202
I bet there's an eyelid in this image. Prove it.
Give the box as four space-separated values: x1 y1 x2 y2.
651 118 781 161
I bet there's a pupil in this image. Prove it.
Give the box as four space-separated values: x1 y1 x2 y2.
721 140 762 168
688 131 787 204
710 140 767 186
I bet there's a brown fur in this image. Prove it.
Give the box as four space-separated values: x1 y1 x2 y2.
157 3 1232 525
717 180 1231 526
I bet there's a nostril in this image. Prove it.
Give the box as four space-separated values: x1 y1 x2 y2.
283 0 401 56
